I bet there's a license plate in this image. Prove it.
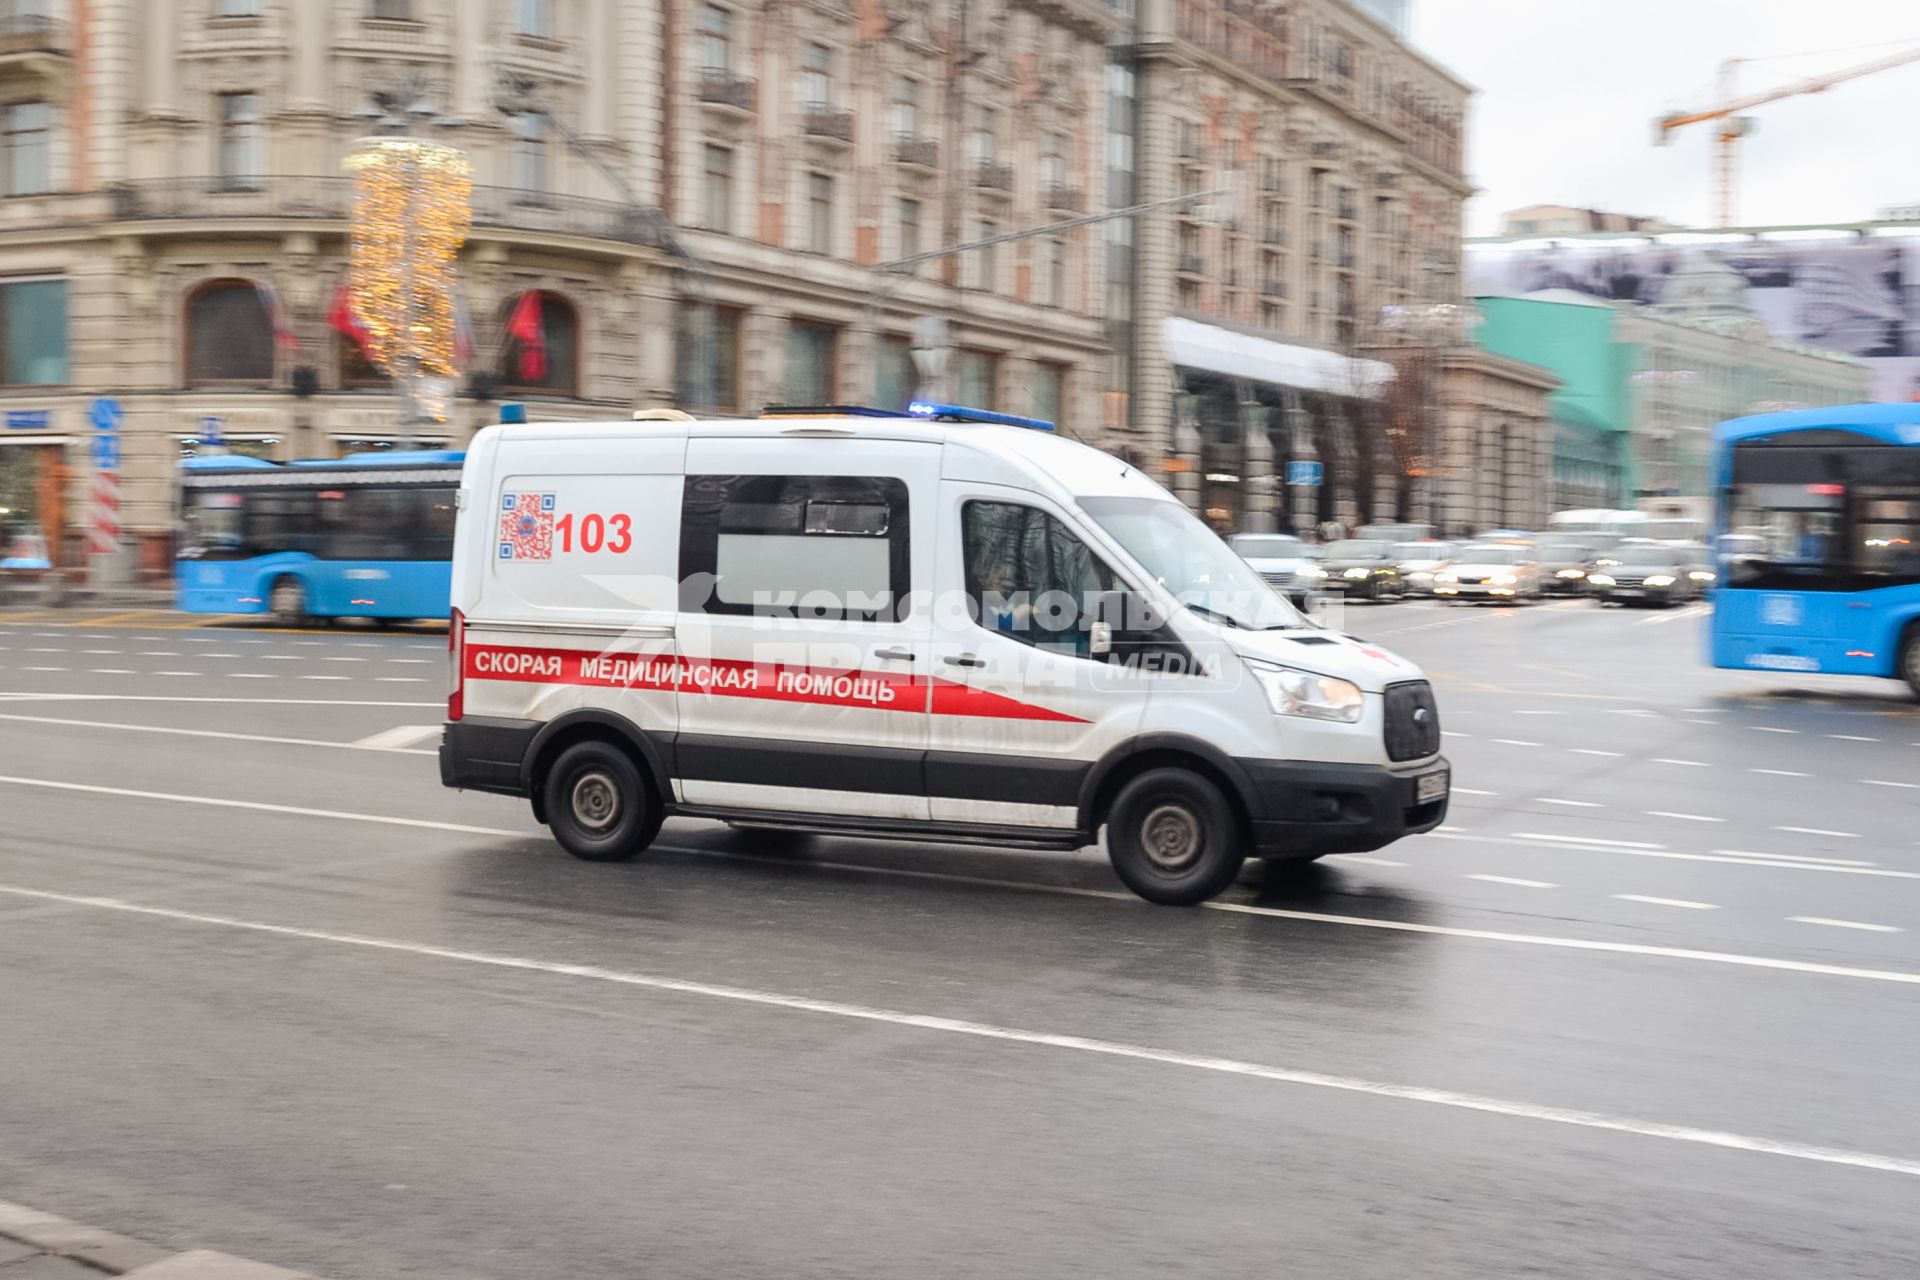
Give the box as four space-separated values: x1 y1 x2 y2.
1416 769 1449 803
1615 587 1642 597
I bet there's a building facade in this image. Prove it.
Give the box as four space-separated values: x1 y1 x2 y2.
1125 0 1478 531
1476 264 1869 503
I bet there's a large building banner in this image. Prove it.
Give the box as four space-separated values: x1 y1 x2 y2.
1469 238 1920 403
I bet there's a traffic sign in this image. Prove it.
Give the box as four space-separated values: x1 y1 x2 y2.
89 397 124 432
5 409 49 430
200 414 226 446
1286 460 1323 487
91 434 121 470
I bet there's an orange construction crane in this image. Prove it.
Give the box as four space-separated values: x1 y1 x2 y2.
1655 44 1920 227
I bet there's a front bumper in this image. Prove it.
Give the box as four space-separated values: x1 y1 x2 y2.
1242 757 1449 860
1434 581 1518 599
440 715 540 796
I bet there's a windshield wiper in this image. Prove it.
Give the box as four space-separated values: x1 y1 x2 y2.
1182 602 1246 629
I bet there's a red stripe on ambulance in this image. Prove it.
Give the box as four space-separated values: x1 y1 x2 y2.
463 645 1087 724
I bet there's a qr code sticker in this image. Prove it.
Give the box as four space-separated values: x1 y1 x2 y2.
498 492 556 560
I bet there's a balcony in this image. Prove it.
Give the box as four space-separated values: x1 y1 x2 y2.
0 14 70 83
1043 184 1084 213
696 69 756 114
105 177 673 249
971 160 1014 194
1261 279 1287 299
802 105 854 144
1177 253 1205 277
893 135 938 168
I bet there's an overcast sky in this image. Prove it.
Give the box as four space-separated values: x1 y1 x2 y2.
1411 0 1920 235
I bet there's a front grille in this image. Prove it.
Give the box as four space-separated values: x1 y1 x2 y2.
1260 570 1295 589
1383 680 1440 762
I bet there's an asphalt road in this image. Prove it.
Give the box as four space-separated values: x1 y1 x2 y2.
1 600 1917 1279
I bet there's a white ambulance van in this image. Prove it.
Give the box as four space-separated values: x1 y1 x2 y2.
440 406 1448 905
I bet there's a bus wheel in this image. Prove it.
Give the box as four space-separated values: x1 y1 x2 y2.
1105 767 1244 905
545 740 661 862
268 577 308 626
1901 630 1920 700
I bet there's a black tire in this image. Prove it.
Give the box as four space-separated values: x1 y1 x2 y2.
268 576 308 626
1900 628 1920 700
1105 767 1245 905
543 740 661 862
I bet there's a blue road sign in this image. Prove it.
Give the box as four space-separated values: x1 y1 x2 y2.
200 414 225 446
1286 460 1324 487
89 397 124 432
91 435 121 470
4 409 49 430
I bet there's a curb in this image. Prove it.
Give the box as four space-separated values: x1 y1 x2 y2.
0 1200 323 1278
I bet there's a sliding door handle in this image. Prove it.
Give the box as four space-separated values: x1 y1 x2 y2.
942 654 986 669
873 647 914 662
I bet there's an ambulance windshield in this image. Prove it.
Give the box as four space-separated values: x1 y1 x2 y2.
1079 497 1306 631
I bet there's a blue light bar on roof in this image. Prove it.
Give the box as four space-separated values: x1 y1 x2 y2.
906 401 1055 432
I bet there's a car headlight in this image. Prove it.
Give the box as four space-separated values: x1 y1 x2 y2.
1435 571 1457 583
1299 564 1327 579
1344 566 1370 579
1246 660 1366 723
1557 568 1585 579
1588 574 1615 587
1644 574 1675 587
1689 570 1715 582
1492 573 1517 585
1409 571 1433 584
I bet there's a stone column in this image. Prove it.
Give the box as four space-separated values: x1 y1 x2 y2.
585 0 616 140
143 0 179 115
290 0 328 112
1240 395 1278 533
451 0 488 121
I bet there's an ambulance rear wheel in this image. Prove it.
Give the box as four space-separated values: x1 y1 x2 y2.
1105 768 1245 906
545 740 661 862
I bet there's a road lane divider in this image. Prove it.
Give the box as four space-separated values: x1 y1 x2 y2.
1 879 1918 1182
0 775 520 837
1434 831 1920 880
0 713 441 756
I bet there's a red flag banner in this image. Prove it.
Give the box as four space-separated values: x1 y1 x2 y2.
328 283 373 358
506 289 548 383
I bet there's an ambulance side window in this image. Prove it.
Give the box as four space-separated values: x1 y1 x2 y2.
962 501 1115 657
680 474 910 622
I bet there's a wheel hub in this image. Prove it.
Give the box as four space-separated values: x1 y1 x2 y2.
1140 803 1203 871
571 771 621 832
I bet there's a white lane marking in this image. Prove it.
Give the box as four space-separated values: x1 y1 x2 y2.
183 638 220 643
3 885 1919 1183
1615 895 1718 911
27 647 63 653
1511 833 1665 850
153 672 200 677
322 657 367 663
298 675 352 681
20 666 67 672
1492 739 1542 747
1790 917 1902 934
1571 748 1624 758
86 669 137 676
201 653 241 658
136 651 180 657
1511 710 1560 716
0 694 439 706
0 714 440 756
1752 727 1799 735
1828 734 1881 743
1455 787 1499 797
386 658 434 665
1776 826 1860 839
375 677 428 683
0 776 517 835
346 642 381 648
1442 731 1471 739
1712 850 1876 868
78 649 122 655
1862 779 1920 790
226 673 277 680
235 639 268 644
1468 874 1557 889
1646 811 1726 824
351 724 442 750
1428 832 1920 881
1538 798 1600 809
1326 855 1406 868
1652 758 1711 768
1751 768 1811 778
261 655 302 661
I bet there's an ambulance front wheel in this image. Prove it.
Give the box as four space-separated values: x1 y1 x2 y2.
1105 768 1245 906
544 740 662 862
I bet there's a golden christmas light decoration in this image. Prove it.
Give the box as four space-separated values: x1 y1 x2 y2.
344 138 473 413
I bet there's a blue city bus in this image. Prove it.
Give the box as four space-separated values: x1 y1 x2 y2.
1709 404 1920 697
177 451 463 623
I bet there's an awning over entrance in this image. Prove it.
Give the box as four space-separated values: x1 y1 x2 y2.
1164 317 1393 400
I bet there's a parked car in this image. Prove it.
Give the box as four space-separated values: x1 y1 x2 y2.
1587 542 1710 607
1317 538 1405 600
1392 540 1459 596
1228 532 1321 607
1433 543 1545 603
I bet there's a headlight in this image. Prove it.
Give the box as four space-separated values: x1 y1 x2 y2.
1492 573 1517 585
1409 571 1433 585
1689 570 1715 582
1246 660 1365 724
1557 568 1585 579
1299 564 1327 579
1435 571 1457 583
1588 574 1615 587
1644 574 1675 587
1344 566 1370 579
